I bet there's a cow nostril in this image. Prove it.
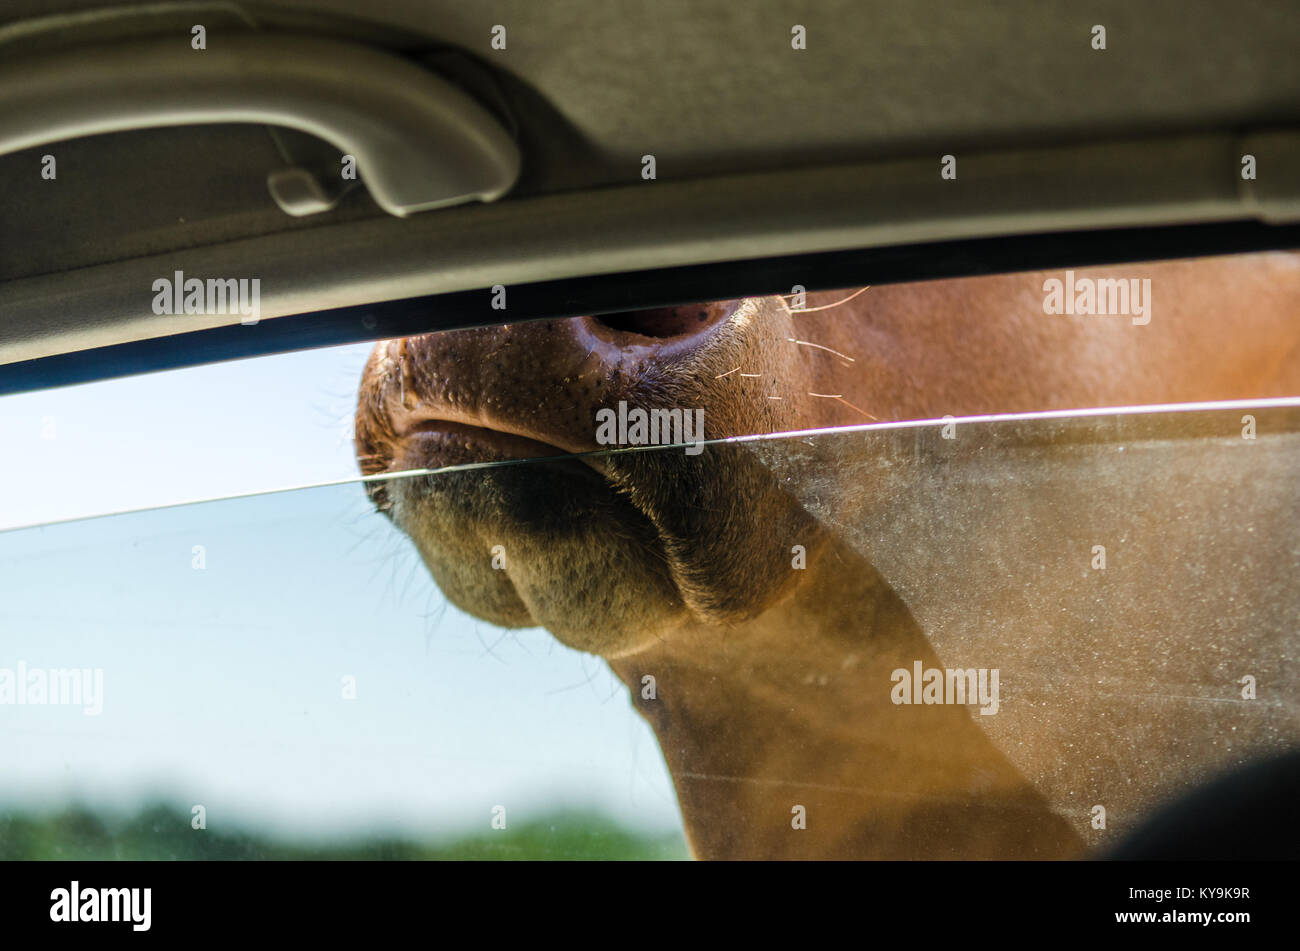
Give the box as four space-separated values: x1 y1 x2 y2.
591 303 731 339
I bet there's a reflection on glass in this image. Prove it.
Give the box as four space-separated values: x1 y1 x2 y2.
3 403 1296 859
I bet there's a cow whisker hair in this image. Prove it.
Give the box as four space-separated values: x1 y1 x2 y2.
781 285 871 313
807 391 878 420
786 337 857 365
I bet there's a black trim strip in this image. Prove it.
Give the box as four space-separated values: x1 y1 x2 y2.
3 220 1298 396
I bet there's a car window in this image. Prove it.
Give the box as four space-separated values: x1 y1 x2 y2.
2 252 1298 860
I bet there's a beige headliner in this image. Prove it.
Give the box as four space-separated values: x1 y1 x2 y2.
2 0 1299 364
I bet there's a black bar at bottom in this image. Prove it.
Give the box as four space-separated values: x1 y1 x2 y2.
0 859 1287 939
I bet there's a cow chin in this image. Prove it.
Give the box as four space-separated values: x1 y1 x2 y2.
385 427 821 658
387 458 681 655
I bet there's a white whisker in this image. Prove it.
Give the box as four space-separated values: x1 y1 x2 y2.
787 338 856 363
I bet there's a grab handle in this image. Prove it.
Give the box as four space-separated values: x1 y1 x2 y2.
0 33 521 217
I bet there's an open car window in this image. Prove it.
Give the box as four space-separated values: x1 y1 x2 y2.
3 252 1297 861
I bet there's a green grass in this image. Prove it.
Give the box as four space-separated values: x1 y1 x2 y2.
0 803 689 861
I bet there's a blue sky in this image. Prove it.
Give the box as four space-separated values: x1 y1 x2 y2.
0 343 683 841
0 344 375 530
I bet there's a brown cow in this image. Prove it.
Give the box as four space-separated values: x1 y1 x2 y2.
356 252 1300 858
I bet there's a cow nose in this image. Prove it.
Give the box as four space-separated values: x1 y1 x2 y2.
581 300 738 345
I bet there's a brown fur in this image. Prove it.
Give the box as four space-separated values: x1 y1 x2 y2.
356 253 1300 857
